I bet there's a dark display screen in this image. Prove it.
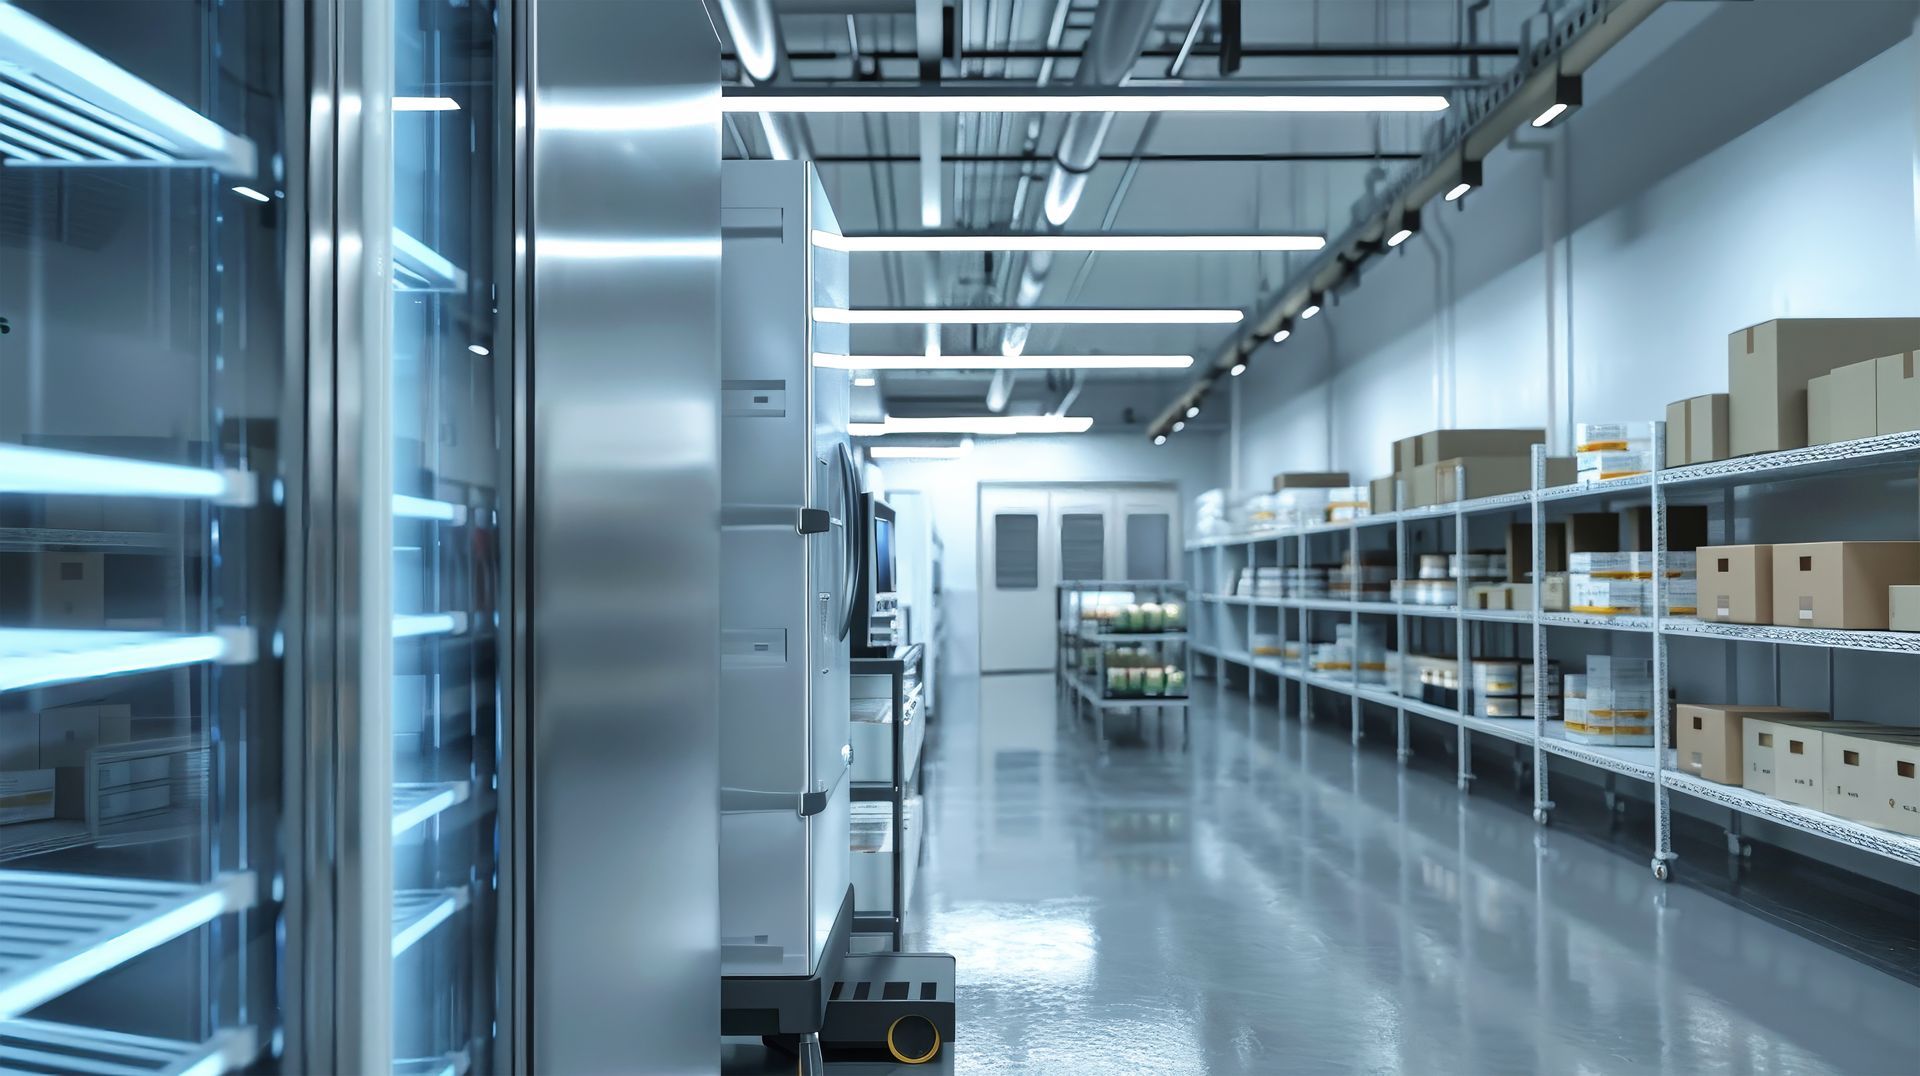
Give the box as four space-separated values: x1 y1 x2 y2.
874 515 896 595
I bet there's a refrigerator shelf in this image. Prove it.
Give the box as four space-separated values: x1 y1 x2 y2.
397 1045 474 1076
392 613 471 640
0 870 257 1020
392 494 470 525
392 782 473 839
0 5 257 174
0 627 255 694
393 887 470 958
0 1019 255 1076
0 444 256 505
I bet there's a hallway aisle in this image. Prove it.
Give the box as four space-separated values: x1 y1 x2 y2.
897 674 1920 1075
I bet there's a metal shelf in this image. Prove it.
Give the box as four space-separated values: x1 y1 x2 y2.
392 612 471 639
1460 713 1535 746
396 1046 475 1076
0 527 181 554
1537 473 1651 502
0 1020 256 1076
1661 771 1920 867
393 887 470 958
1064 672 1191 710
1539 611 1653 633
1081 630 1191 642
0 870 257 1020
1660 430 1920 488
1538 724 1657 780
1660 617 1920 654
392 782 473 839
0 627 254 694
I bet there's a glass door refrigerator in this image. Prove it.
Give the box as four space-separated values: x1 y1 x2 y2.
0 0 291 1072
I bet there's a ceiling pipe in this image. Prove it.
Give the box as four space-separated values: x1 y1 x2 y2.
1000 0 1165 360
714 0 815 159
1146 0 1666 439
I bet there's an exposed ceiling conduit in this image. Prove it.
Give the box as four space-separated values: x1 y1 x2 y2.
714 0 815 159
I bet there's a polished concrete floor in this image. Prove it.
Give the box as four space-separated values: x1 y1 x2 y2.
725 673 1920 1075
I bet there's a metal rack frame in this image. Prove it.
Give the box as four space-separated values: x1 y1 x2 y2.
1187 428 1920 876
850 644 927 951
1057 581 1193 744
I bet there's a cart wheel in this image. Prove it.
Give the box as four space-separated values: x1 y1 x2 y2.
1533 807 1550 827
1456 776 1471 792
886 1015 942 1064
1651 859 1670 883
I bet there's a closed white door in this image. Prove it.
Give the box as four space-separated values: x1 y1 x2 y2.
1115 488 1183 581
980 487 1055 672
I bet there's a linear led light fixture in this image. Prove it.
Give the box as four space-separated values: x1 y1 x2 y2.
0 627 255 694
816 308 1242 326
393 612 469 639
393 888 470 957
392 494 468 524
1446 158 1483 202
814 353 1193 371
0 5 257 174
814 230 1325 253
868 443 975 459
724 92 1450 115
853 376 878 387
393 782 472 838
0 443 256 505
1532 74 1582 128
852 416 1094 436
394 96 459 112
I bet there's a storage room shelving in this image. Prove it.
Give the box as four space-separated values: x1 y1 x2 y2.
1188 427 1920 879
851 644 928 950
1057 582 1193 744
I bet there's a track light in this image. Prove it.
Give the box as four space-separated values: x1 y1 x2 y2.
394 96 460 112
1532 74 1582 128
1230 362 1247 377
1446 158 1483 202
231 186 270 203
815 231 1325 253
724 91 1452 115
1153 434 1168 446
1386 228 1412 248
1185 405 1200 419
1386 209 1420 249
1172 421 1186 433
1272 324 1292 344
816 307 1243 326
813 353 1193 371
1300 298 1322 320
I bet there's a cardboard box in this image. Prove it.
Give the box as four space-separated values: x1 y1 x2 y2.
38 705 134 768
1625 505 1709 552
1404 462 1440 509
1564 513 1620 554
1743 718 1828 799
1770 721 1909 810
1676 704 1827 786
1506 522 1569 584
1433 456 1537 502
1369 476 1395 515
1687 393 1731 463
1665 401 1689 468
1806 359 1877 446
1729 318 1920 455
1819 728 1920 824
1272 471 1351 492
1415 428 1545 466
1879 737 1920 836
1875 351 1920 434
1393 436 1421 473
1771 541 1920 630
1890 585 1920 631
1540 573 1569 612
0 770 57 825
35 553 105 628
1699 545 1773 623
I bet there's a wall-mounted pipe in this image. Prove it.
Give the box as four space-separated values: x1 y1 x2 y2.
714 0 815 159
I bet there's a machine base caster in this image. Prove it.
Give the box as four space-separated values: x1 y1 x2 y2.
1651 859 1671 882
1533 807 1550 826
1396 750 1411 766
1724 832 1752 858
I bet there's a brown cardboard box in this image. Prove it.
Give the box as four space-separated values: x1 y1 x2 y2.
1467 585 1510 611
1404 462 1439 509
1543 456 1576 487
1743 718 1810 796
1272 471 1351 491
1874 351 1920 434
1369 476 1395 514
1676 704 1826 786
1879 737 1920 835
1890 585 1920 631
1626 506 1709 552
1820 728 1920 824
1772 721 1907 810
1540 573 1569 612
1564 513 1620 554
1729 318 1920 455
1665 401 1690 469
36 553 105 628
1806 359 1877 445
1432 456 1533 502
1415 428 1545 466
1392 436 1421 473
1687 393 1731 462
1770 541 1920 630
1699 545 1774 623
1506 522 1569 583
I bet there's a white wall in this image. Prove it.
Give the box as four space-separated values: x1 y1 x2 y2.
1234 12 1920 482
871 432 1222 672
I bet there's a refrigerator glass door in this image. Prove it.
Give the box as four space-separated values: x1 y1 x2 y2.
386 1 505 1071
0 0 288 1070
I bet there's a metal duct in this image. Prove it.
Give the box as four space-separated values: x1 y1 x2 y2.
715 0 815 159
1000 0 1159 362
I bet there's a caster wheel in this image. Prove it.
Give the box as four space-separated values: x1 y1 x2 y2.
1457 776 1471 792
1396 751 1411 767
886 1015 942 1064
1651 860 1670 882
1533 807 1550 826
1741 843 1753 859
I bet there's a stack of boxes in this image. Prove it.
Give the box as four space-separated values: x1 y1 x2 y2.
1236 566 1284 600
1311 623 1387 685
1695 541 1920 631
1567 656 1655 746
1266 472 1352 529
1329 551 1393 603
1675 706 1920 837
1575 422 1654 483
1664 393 1731 464
1470 660 1561 719
1380 428 1551 511
1729 318 1920 456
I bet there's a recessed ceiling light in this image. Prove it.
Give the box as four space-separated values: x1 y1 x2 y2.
851 415 1094 436
815 231 1325 253
724 92 1451 115
853 376 878 387
813 353 1194 371
815 308 1243 325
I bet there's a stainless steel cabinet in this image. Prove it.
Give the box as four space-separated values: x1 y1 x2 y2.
0 0 290 1070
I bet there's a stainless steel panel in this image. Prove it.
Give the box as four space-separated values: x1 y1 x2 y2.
719 162 851 979
529 4 720 1073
